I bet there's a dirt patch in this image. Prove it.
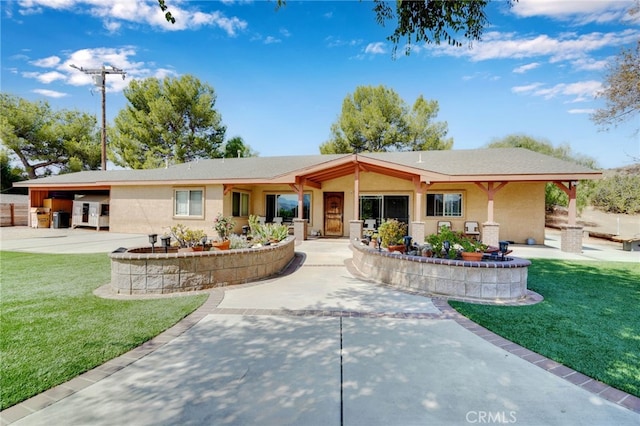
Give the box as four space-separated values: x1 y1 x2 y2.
546 206 640 240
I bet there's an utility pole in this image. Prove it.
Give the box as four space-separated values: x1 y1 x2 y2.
70 64 126 171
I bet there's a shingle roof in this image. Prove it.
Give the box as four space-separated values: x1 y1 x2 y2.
361 148 598 175
15 148 599 187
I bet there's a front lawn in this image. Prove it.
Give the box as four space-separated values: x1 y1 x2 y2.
0 251 208 410
450 259 640 397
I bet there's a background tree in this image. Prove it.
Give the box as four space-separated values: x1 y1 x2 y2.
406 96 453 151
591 40 640 133
222 136 257 158
109 74 226 169
159 0 509 54
486 134 598 211
0 149 28 194
320 85 452 154
0 94 100 179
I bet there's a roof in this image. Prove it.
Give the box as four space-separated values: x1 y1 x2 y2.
14 148 601 188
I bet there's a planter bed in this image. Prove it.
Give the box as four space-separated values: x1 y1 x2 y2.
352 243 531 302
109 237 295 294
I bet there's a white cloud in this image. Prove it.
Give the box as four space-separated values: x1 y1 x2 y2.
16 0 248 36
20 46 171 93
326 36 362 48
512 80 602 102
23 70 66 83
32 89 68 98
31 55 61 67
512 0 633 24
264 36 281 44
511 82 544 94
513 62 540 74
571 57 610 71
364 42 386 55
426 28 640 72
567 108 595 114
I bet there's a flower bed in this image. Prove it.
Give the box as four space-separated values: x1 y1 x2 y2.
109 237 295 295
352 243 531 302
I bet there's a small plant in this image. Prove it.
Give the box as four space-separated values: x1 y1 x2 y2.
377 219 407 248
213 213 236 241
168 224 207 248
228 234 251 249
426 226 486 258
248 215 289 244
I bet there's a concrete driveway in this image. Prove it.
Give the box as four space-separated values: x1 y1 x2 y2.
1 231 639 425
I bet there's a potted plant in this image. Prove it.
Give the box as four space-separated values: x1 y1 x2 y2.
377 219 407 252
212 213 236 250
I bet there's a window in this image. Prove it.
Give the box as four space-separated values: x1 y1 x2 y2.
265 193 311 222
359 195 409 225
232 192 249 217
174 189 203 217
426 193 462 217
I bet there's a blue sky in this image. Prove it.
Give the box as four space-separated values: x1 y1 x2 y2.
2 0 639 169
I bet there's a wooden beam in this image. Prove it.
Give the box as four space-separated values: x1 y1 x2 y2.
223 184 234 195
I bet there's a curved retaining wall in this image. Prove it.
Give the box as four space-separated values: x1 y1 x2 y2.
352 243 531 302
109 237 295 295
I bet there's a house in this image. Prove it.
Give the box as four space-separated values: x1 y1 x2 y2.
14 148 601 252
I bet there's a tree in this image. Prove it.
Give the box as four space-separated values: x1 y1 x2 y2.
222 136 257 158
0 149 28 194
158 0 508 54
320 85 452 154
591 2 639 133
0 94 100 179
109 75 226 169
406 96 453 151
486 134 598 211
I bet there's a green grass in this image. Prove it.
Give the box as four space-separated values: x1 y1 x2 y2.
450 259 640 397
0 251 208 410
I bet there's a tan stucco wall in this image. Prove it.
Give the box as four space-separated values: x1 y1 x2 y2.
109 185 224 235
417 182 545 244
109 176 545 244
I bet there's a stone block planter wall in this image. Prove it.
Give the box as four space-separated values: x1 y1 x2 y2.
352 243 531 302
109 237 295 295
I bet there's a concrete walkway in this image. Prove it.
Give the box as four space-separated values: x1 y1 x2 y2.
1 228 639 425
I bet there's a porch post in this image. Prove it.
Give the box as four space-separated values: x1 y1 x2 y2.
475 182 508 248
412 177 429 246
353 164 360 220
554 181 583 253
290 180 307 242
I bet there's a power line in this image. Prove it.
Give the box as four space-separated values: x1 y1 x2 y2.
69 64 126 171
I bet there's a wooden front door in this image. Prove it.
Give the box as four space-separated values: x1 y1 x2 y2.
324 192 344 237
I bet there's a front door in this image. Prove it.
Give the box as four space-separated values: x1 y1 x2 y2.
324 192 343 237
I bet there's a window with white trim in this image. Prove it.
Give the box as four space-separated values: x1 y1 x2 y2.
174 188 204 217
426 193 463 217
232 191 250 217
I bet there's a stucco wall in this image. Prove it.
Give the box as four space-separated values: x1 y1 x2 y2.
109 177 545 244
109 185 224 235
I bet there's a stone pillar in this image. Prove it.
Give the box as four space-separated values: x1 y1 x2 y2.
561 225 583 253
482 222 500 248
411 221 425 247
293 218 307 243
349 220 363 245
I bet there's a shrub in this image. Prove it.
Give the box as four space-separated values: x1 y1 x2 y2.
377 219 407 248
590 174 640 214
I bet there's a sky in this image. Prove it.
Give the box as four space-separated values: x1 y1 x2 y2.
2 0 639 170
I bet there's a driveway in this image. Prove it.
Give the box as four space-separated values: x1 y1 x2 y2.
2 236 639 425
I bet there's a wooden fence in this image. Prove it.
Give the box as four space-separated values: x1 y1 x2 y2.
0 203 29 227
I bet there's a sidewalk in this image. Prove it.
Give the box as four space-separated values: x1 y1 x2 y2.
1 230 639 425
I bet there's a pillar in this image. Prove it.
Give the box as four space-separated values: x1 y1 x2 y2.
293 218 307 244
350 220 363 245
410 221 425 247
561 225 583 253
482 222 500 248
